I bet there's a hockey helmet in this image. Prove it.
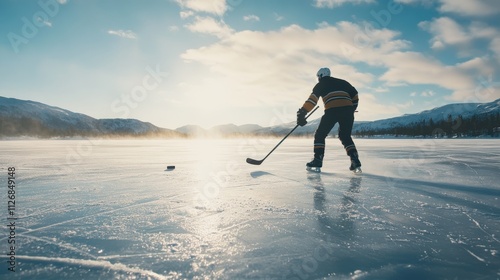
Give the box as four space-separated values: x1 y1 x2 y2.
316 67 331 81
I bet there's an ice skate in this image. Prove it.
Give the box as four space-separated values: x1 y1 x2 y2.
306 156 323 173
349 152 362 174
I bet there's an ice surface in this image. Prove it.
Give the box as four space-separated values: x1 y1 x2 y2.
0 138 499 279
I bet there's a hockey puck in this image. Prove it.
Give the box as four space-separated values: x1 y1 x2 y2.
165 165 175 171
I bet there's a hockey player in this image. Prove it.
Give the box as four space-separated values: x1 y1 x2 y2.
297 67 361 173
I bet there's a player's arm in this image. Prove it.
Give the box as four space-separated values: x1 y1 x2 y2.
297 93 318 126
302 93 319 112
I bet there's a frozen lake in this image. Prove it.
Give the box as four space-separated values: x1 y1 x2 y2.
0 138 499 279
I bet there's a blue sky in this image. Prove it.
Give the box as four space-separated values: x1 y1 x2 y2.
1 0 499 129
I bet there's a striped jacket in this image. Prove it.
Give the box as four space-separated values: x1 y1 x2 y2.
302 76 358 112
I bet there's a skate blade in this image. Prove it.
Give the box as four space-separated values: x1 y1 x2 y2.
352 167 362 174
306 167 321 173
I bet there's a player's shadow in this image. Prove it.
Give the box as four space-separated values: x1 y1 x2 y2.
307 173 363 240
250 171 272 178
364 173 500 216
250 170 302 184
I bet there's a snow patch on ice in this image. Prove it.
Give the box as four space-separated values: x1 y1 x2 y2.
13 255 172 279
464 249 486 263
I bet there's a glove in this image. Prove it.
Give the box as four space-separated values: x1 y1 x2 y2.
297 107 308 126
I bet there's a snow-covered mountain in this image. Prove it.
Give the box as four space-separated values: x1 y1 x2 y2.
175 125 209 137
209 124 263 135
352 98 500 133
256 99 500 136
0 96 180 137
97 119 163 135
0 96 99 133
1 96 498 138
175 124 264 137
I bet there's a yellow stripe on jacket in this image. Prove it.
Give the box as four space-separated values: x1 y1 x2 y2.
323 91 355 110
302 93 319 112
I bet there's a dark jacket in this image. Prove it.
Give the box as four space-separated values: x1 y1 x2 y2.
302 76 358 112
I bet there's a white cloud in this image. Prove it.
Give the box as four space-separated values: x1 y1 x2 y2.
378 51 476 97
179 21 498 118
182 23 379 87
396 99 415 109
468 22 498 39
491 37 500 60
274 12 284 21
185 16 233 38
449 58 499 101
175 0 227 16
457 57 494 76
395 0 500 16
419 17 500 58
418 17 470 50
355 93 404 120
408 91 434 98
178 23 400 116
314 0 375 8
57 0 68 4
107 30 137 39
421 90 435 97
438 0 500 17
180 10 194 19
243 15 260 22
393 0 434 7
367 86 389 93
448 79 500 103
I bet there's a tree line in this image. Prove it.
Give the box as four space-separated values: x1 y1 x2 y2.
354 112 500 138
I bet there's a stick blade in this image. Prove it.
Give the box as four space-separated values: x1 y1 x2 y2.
246 158 263 165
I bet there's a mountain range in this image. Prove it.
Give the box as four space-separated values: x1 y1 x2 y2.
0 96 498 138
0 96 180 138
352 100 500 134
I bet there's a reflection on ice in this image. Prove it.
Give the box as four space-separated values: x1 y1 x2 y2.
310 173 362 239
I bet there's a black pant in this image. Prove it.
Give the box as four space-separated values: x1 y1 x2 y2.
313 107 357 158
